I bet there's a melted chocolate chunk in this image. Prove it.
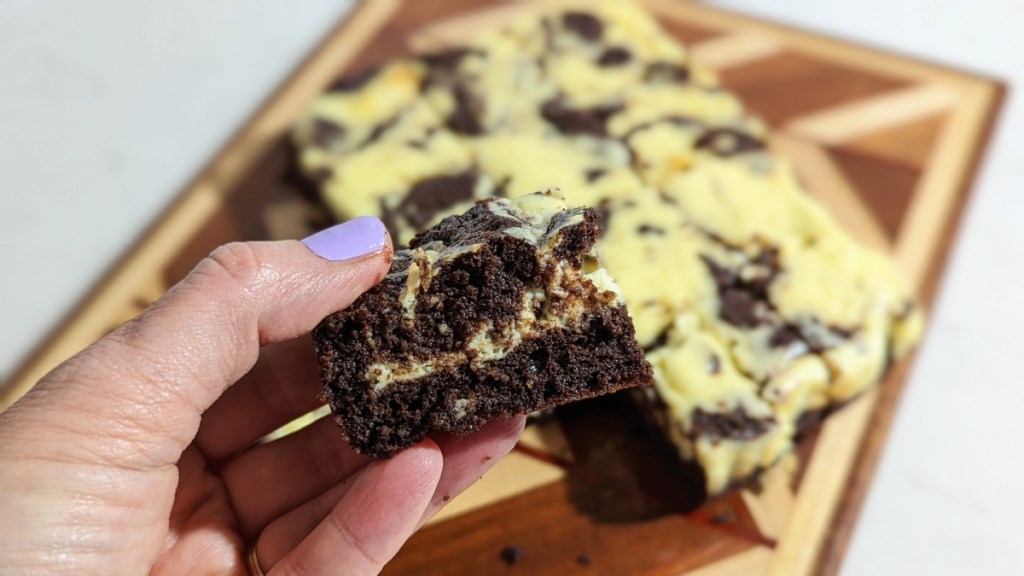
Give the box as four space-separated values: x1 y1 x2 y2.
720 289 760 328
420 48 483 91
404 127 437 150
584 168 606 183
312 119 345 148
421 47 478 71
394 172 479 232
753 247 779 268
494 176 511 198
701 250 782 329
446 84 484 135
327 66 380 93
644 327 670 353
691 408 774 441
541 98 622 137
598 46 632 67
695 128 766 157
500 545 524 566
645 62 691 83
577 554 592 566
310 167 332 185
361 115 399 149
591 199 612 233
700 256 737 289
637 224 665 236
829 325 856 340
768 325 802 348
562 12 603 41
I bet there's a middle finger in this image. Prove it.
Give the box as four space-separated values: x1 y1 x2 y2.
220 415 370 539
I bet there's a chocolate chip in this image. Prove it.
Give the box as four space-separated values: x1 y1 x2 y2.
644 327 670 352
541 98 622 137
420 48 483 92
720 289 760 328
494 176 511 198
312 119 345 148
829 325 856 339
500 545 524 566
593 198 612 232
562 12 603 41
691 407 774 441
327 66 380 92
584 168 606 183
388 171 479 233
645 62 691 83
446 84 484 135
753 247 779 268
637 224 665 236
403 127 437 151
700 256 737 289
695 128 765 157
769 325 802 348
598 46 632 67
577 554 592 566
310 167 332 185
361 115 399 148
421 48 478 71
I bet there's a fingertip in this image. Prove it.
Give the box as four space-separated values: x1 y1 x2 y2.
402 438 444 476
301 217 389 263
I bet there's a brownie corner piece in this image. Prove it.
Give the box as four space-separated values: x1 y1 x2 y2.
314 188 652 457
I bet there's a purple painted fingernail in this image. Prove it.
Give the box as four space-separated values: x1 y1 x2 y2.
302 216 388 261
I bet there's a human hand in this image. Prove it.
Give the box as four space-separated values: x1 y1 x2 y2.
0 217 525 575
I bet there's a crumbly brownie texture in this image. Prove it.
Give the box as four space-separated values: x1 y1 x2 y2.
314 189 652 457
297 1 924 493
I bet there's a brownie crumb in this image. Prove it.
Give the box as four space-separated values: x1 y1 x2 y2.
442 494 450 502
500 545 524 566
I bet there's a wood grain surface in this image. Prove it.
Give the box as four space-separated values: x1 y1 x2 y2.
0 1 1003 574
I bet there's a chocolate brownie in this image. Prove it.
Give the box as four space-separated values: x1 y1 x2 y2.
314 189 652 457
296 1 924 494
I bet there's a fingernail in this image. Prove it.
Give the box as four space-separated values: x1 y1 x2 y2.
302 217 388 261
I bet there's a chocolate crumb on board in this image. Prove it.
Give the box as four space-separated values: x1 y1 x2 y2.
500 545 524 566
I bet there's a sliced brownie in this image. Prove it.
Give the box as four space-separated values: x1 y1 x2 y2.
314 188 652 457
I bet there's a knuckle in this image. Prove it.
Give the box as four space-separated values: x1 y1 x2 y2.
200 242 264 290
326 509 385 570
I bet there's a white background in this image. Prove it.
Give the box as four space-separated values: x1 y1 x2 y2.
1 1 1022 574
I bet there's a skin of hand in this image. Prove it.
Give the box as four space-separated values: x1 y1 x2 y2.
0 216 525 575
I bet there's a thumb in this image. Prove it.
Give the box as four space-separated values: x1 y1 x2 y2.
4 217 392 470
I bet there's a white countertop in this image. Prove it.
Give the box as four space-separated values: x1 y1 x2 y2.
1 1 1021 573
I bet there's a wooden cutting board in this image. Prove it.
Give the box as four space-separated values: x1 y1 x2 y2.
0 1 1003 574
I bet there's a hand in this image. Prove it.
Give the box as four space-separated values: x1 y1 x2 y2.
0 217 525 575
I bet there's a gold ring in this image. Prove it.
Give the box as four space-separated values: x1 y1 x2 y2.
246 544 266 576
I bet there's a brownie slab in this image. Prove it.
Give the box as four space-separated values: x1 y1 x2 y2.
314 188 652 457
296 0 925 495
